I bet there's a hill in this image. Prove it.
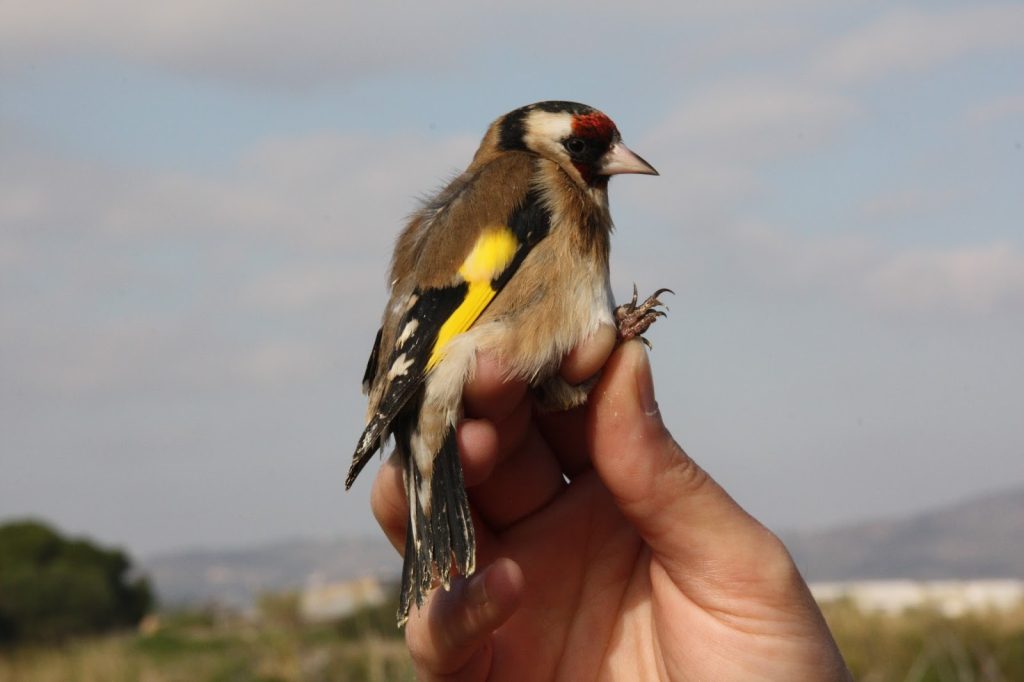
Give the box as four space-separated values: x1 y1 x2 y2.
142 536 397 610
142 486 1024 609
783 486 1024 581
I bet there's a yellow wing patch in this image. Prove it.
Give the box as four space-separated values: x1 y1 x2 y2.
458 228 518 282
427 227 518 370
426 281 495 370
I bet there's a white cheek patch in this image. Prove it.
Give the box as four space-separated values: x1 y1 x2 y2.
523 111 573 155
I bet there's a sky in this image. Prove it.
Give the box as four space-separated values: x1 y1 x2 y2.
2 1 1022 557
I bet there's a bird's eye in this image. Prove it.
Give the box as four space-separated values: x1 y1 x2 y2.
564 137 587 155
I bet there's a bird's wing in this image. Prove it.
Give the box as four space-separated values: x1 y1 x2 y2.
346 162 552 487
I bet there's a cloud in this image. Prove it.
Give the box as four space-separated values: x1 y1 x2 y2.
725 220 875 293
819 4 1024 83
0 2 482 87
241 262 381 313
3 13 1019 403
967 94 1024 126
0 0 822 88
0 128 476 399
230 339 333 385
629 79 859 232
100 131 477 246
629 51 1024 320
863 243 1024 315
721 223 1024 317
859 186 969 222
651 81 858 162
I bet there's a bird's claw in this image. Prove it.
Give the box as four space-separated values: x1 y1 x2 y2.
615 284 673 346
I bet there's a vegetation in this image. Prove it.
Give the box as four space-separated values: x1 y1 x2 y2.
0 602 413 682
820 600 1024 681
2 598 1022 680
0 520 153 645
1 524 1021 681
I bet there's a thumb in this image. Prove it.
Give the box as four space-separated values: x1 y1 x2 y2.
587 341 785 587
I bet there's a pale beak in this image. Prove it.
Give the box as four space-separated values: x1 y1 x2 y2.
600 141 659 176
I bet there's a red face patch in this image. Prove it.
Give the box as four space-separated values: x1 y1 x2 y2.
572 112 617 142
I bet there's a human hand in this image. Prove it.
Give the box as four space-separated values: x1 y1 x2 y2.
371 330 851 680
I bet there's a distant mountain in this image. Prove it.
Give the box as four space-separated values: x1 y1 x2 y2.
142 536 398 610
143 486 1024 609
783 486 1024 582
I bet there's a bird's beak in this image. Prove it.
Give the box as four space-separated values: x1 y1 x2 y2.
600 141 659 176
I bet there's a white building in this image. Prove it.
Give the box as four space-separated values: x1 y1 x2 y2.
299 574 388 623
810 579 1024 617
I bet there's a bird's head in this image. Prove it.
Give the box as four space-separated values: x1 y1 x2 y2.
489 101 658 189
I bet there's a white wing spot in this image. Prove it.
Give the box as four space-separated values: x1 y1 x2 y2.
397 319 419 347
387 353 415 380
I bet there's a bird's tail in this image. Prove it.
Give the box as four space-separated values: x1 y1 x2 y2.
397 422 476 626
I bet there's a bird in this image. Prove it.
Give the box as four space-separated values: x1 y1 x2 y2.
346 101 667 625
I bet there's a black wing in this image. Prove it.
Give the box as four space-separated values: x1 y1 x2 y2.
346 186 551 488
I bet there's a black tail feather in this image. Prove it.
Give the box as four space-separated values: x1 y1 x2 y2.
396 423 476 626
440 433 474 576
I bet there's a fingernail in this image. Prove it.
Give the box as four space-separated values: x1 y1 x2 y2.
467 566 490 607
633 343 659 417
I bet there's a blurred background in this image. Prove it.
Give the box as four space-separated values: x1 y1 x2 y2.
2 1 1022 679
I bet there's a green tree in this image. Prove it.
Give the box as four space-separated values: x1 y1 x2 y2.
0 519 153 644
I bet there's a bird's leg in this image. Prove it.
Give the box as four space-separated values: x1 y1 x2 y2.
615 284 673 348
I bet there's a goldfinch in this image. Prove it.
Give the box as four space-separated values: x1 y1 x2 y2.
346 101 664 625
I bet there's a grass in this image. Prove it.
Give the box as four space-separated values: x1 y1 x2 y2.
0 614 413 682
820 599 1024 681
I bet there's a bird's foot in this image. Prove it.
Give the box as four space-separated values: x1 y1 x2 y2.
615 285 673 348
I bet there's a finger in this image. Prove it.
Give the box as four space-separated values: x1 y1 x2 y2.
370 450 408 553
457 418 500 487
406 558 525 681
373 396 537 550
468 426 565 531
371 450 502 564
463 392 566 530
535 324 615 476
535 405 591 478
588 342 789 588
458 396 533 487
464 352 528 421
560 323 616 385
462 326 612 482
